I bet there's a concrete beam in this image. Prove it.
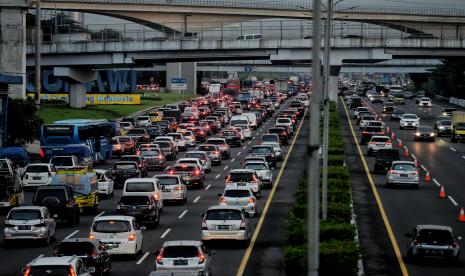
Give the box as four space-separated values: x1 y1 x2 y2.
53 67 98 83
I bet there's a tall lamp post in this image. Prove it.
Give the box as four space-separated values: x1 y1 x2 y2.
35 0 42 109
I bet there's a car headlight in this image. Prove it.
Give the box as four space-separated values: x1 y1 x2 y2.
430 133 435 137
438 126 445 130
415 132 420 136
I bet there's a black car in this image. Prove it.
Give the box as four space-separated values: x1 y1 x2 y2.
289 101 305 115
382 102 396 114
390 109 405 121
117 195 160 228
248 145 277 169
373 149 400 173
146 126 164 139
126 128 150 145
33 185 80 226
349 97 363 109
140 149 166 170
54 238 111 275
414 126 436 142
154 120 170 133
110 161 141 187
120 155 148 176
219 130 241 147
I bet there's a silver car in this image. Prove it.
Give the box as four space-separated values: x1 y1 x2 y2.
261 142 283 161
201 206 252 244
406 225 461 263
243 161 273 188
154 174 187 204
219 187 258 217
386 161 419 188
154 240 213 276
185 151 212 172
4 206 56 245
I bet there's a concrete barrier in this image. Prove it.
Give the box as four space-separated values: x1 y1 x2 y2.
449 97 465 107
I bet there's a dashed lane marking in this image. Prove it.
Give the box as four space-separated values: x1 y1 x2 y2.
450 147 457 152
193 196 200 203
136 252 150 265
204 184 212 190
178 210 188 219
160 228 171 239
432 178 441 187
64 230 79 240
214 174 220 180
448 196 459 207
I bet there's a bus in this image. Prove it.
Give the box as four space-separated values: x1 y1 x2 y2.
40 119 113 163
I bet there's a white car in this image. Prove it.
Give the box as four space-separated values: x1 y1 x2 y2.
90 216 143 256
49 155 80 170
241 112 258 129
400 114 420 129
123 178 163 211
386 161 419 188
297 95 310 107
185 151 212 172
167 133 187 151
418 97 432 108
236 124 252 139
154 174 187 204
136 116 152 127
225 169 261 197
155 136 178 152
177 157 210 173
22 163 57 188
359 117 377 129
201 206 252 243
179 130 196 147
276 117 294 131
243 161 273 188
219 187 258 217
261 142 283 161
367 136 392 156
353 107 369 119
95 169 114 197
23 256 94 276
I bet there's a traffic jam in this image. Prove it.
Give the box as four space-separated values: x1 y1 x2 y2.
343 87 465 267
0 85 310 275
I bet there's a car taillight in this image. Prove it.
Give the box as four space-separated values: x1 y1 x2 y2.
156 249 164 264
219 196 226 203
194 170 201 176
23 266 31 276
362 131 369 134
452 242 459 248
240 220 246 230
89 235 95 240
158 155 164 160
368 142 376 144
214 151 220 155
202 220 208 230
388 169 395 174
128 234 136 241
91 248 98 258
69 265 77 276
39 148 45 159
412 240 418 246
412 170 419 176
169 170 174 174
197 251 206 264
174 186 182 191
248 197 255 203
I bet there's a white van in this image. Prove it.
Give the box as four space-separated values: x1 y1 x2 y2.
123 178 163 210
230 115 250 128
237 34 262 40
241 112 258 129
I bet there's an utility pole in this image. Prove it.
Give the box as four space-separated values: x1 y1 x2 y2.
34 0 42 109
322 0 333 221
308 0 322 274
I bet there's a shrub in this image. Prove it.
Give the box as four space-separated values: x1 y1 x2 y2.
328 155 344 166
320 240 361 276
327 166 350 180
320 221 356 242
327 201 353 223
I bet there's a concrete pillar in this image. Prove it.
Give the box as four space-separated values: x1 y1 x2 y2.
329 66 341 101
0 3 27 99
69 84 86 108
166 62 197 93
53 67 97 108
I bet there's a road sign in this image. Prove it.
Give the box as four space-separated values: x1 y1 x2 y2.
170 78 187 90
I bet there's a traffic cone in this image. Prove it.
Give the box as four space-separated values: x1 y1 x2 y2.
424 171 431 182
438 185 446 198
404 147 409 157
386 127 390 134
458 208 465 222
391 132 396 140
414 159 419 167
398 139 403 148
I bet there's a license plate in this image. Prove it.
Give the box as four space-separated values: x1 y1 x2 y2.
376 144 384 147
400 174 408 177
173 259 188 266
162 189 171 192
217 225 230 230
105 243 119 249
33 177 41 180
237 183 246 186
18 225 31 230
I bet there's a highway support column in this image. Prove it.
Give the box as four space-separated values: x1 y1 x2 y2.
166 62 197 94
0 74 23 147
53 67 97 108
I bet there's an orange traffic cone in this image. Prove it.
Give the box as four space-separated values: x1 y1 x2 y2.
458 208 465 222
414 159 419 167
424 171 431 182
398 139 403 148
391 132 396 140
404 147 409 157
438 185 447 198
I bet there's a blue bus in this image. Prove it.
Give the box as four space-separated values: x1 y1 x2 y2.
40 119 113 163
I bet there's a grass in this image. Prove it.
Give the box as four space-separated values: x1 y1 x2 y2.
38 93 195 124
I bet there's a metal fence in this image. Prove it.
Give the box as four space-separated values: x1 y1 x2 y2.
40 0 465 17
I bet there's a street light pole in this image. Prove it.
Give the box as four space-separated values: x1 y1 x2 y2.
308 0 322 275
322 0 333 221
34 0 42 109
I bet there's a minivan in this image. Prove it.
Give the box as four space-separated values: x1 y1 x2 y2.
241 113 258 129
123 178 163 211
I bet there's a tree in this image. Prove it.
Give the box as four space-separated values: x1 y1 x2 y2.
6 98 43 146
431 58 465 98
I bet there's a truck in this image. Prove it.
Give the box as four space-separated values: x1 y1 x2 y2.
225 79 241 92
451 111 465 143
0 159 25 210
50 167 99 213
208 83 222 98
275 78 288 92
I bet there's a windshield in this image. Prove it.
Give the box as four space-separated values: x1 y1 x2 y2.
207 139 225 145
119 137 131 142
403 115 417 119
114 163 137 170
221 131 237 136
197 146 216 151
127 129 146 135
262 135 278 141
56 242 95 256
93 220 131 233
224 190 251 198
156 177 179 185
186 153 206 160
8 209 41 220
26 165 49 173
29 266 69 275
457 123 465 130
206 209 242 220
417 229 454 245
125 182 154 192
231 119 248 125
392 163 416 171
250 147 272 154
163 246 198 258
173 165 196 172
141 150 161 156
119 196 150 205
228 172 254 182
440 120 452 126
418 127 433 132
277 119 290 124
244 163 266 170
50 157 73 166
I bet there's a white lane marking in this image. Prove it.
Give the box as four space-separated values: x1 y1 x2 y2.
160 228 171 239
420 165 427 171
252 136 256 139
439 139 445 144
37 254 44 259
193 196 200 203
243 146 247 149
178 210 188 219
215 174 220 180
64 230 79 240
448 196 459 207
237 152 241 156
432 178 441 187
204 184 212 190
136 252 150 265
96 211 105 218
231 158 236 162
411 154 416 160
224 165 229 170
450 147 457 152
248 141 251 145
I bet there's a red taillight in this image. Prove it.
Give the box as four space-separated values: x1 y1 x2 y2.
168 170 174 174
197 251 206 263
388 169 395 174
91 248 98 257
239 220 246 230
23 266 31 276
156 249 164 264
452 242 459 248
368 142 376 144
201 220 208 230
128 234 136 241
219 196 226 203
248 197 255 203
214 151 220 155
158 155 164 160
39 148 45 159
362 131 369 134
69 265 77 276
194 170 201 176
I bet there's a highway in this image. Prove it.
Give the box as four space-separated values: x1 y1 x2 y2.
342 95 465 276
0 98 309 276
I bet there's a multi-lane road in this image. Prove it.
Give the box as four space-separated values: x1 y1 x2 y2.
343 95 465 276
0 98 309 276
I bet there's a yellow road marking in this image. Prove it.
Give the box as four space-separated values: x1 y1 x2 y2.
341 97 409 276
236 108 308 276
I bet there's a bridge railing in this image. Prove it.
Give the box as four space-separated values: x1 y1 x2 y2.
40 0 465 17
27 19 465 45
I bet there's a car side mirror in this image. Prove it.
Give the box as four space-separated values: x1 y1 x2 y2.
88 267 96 273
405 233 413 238
140 226 147 231
200 212 205 218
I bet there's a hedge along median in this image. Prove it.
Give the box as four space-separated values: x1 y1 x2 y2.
284 102 361 275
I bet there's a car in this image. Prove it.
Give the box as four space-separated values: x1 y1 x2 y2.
373 149 400 173
23 256 95 276
267 127 289 145
418 97 432 108
114 136 136 154
154 141 177 161
120 155 148 177
32 185 80 226
127 128 151 145
406 225 461 263
53 238 111 275
434 115 451 129
49 155 80 170
117 195 160 227
382 102 396 114
261 142 283 161
414 126 436 142
196 144 222 165
436 119 453 136
361 126 385 145
248 145 277 169
167 164 205 189
236 124 252 139
110 161 141 187
111 137 128 156
367 136 392 156
22 163 57 189
219 187 258 217
353 107 370 119
147 126 164 139
177 157 210 173
155 136 179 152
90 216 143 257
123 178 163 211
185 151 212 172
201 206 252 244
136 116 152 127
260 134 280 145
415 95 424 104
3 206 56 246
370 95 383 104
218 130 241 147
154 174 187 204
119 121 133 133
140 149 166 170
225 169 261 197
386 161 419 188
167 133 188 151
404 91 415 99
390 109 405 121
179 130 197 147
95 169 114 197
400 114 420 129
442 107 457 117
206 138 231 159
359 116 377 129
243 161 273 188
154 240 213 275
276 117 294 131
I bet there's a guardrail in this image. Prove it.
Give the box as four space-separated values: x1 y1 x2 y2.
449 97 465 107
